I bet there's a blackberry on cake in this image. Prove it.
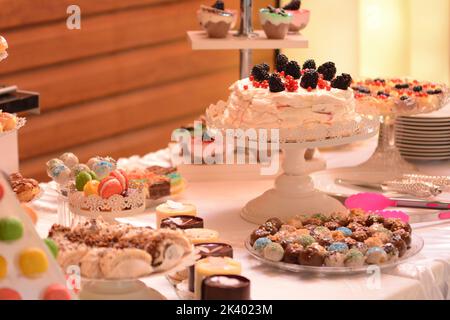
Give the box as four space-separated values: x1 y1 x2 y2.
317 61 336 81
275 53 289 72
300 69 319 89
251 63 270 82
302 59 316 70
331 73 352 90
283 0 301 10
268 73 285 92
212 0 225 10
285 60 301 79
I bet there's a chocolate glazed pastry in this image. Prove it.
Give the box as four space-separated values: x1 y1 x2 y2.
160 215 204 230
201 275 250 300
188 242 233 292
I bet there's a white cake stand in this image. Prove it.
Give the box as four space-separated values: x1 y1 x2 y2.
207 113 379 224
242 127 378 224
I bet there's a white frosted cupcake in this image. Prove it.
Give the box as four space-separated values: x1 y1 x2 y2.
259 6 292 39
197 1 237 38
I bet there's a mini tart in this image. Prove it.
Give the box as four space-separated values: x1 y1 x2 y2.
198 5 236 38
259 8 292 39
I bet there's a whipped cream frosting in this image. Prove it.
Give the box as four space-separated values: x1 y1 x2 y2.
207 77 356 129
259 10 292 25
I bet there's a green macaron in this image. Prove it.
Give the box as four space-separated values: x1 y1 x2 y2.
44 238 59 258
75 171 93 191
0 217 24 242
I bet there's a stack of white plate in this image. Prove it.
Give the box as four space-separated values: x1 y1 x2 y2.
395 103 450 160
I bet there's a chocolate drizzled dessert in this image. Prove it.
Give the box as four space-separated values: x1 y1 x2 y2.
160 215 204 230
201 275 251 300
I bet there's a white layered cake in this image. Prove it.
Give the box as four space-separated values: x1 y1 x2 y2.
208 78 355 129
206 56 363 138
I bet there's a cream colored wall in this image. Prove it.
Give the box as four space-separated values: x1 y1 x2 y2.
282 0 449 84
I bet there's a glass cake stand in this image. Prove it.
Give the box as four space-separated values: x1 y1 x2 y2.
351 94 449 180
245 235 424 274
207 115 379 224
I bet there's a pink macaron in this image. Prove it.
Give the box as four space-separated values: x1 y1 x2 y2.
0 288 22 300
42 284 71 300
98 176 123 199
109 169 128 190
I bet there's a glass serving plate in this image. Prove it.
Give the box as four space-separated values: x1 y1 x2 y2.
245 235 424 275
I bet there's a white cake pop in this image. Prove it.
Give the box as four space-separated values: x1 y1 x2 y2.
92 160 114 180
71 164 90 178
48 164 72 185
60 152 79 169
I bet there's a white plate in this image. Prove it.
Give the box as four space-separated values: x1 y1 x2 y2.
396 120 450 127
402 155 450 160
399 151 450 156
396 143 450 150
245 236 424 274
395 128 450 136
396 123 450 131
396 136 450 143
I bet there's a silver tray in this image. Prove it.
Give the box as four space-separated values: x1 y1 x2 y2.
245 235 424 274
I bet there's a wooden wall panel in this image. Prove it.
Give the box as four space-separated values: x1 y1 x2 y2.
0 0 275 180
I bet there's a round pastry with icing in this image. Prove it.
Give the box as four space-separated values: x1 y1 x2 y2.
0 36 8 61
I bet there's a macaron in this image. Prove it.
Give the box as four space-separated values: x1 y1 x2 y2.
0 217 24 242
44 238 59 258
18 248 49 278
0 184 4 200
75 171 96 191
83 180 100 196
42 284 71 300
109 169 128 190
0 256 7 279
98 176 123 199
0 288 22 300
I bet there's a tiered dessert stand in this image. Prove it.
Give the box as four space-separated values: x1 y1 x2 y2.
187 0 308 78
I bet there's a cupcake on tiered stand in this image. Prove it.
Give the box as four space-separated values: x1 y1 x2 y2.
282 0 310 32
197 0 237 38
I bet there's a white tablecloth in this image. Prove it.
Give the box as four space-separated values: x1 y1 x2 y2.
33 136 450 300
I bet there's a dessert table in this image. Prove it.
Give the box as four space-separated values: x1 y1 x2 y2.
32 135 450 300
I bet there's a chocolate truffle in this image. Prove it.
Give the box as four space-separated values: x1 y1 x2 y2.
283 243 303 264
324 221 339 230
351 242 368 255
351 230 368 242
366 247 388 264
201 275 250 300
261 221 279 235
298 246 325 266
324 251 345 267
189 242 233 292
383 243 399 261
366 214 384 226
391 234 407 257
160 215 204 230
265 217 283 230
347 222 364 232
250 228 271 245
263 242 284 262
393 229 411 247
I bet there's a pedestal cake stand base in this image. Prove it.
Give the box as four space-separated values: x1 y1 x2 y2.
241 128 378 224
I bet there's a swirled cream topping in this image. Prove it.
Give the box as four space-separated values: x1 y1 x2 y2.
207 77 356 129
